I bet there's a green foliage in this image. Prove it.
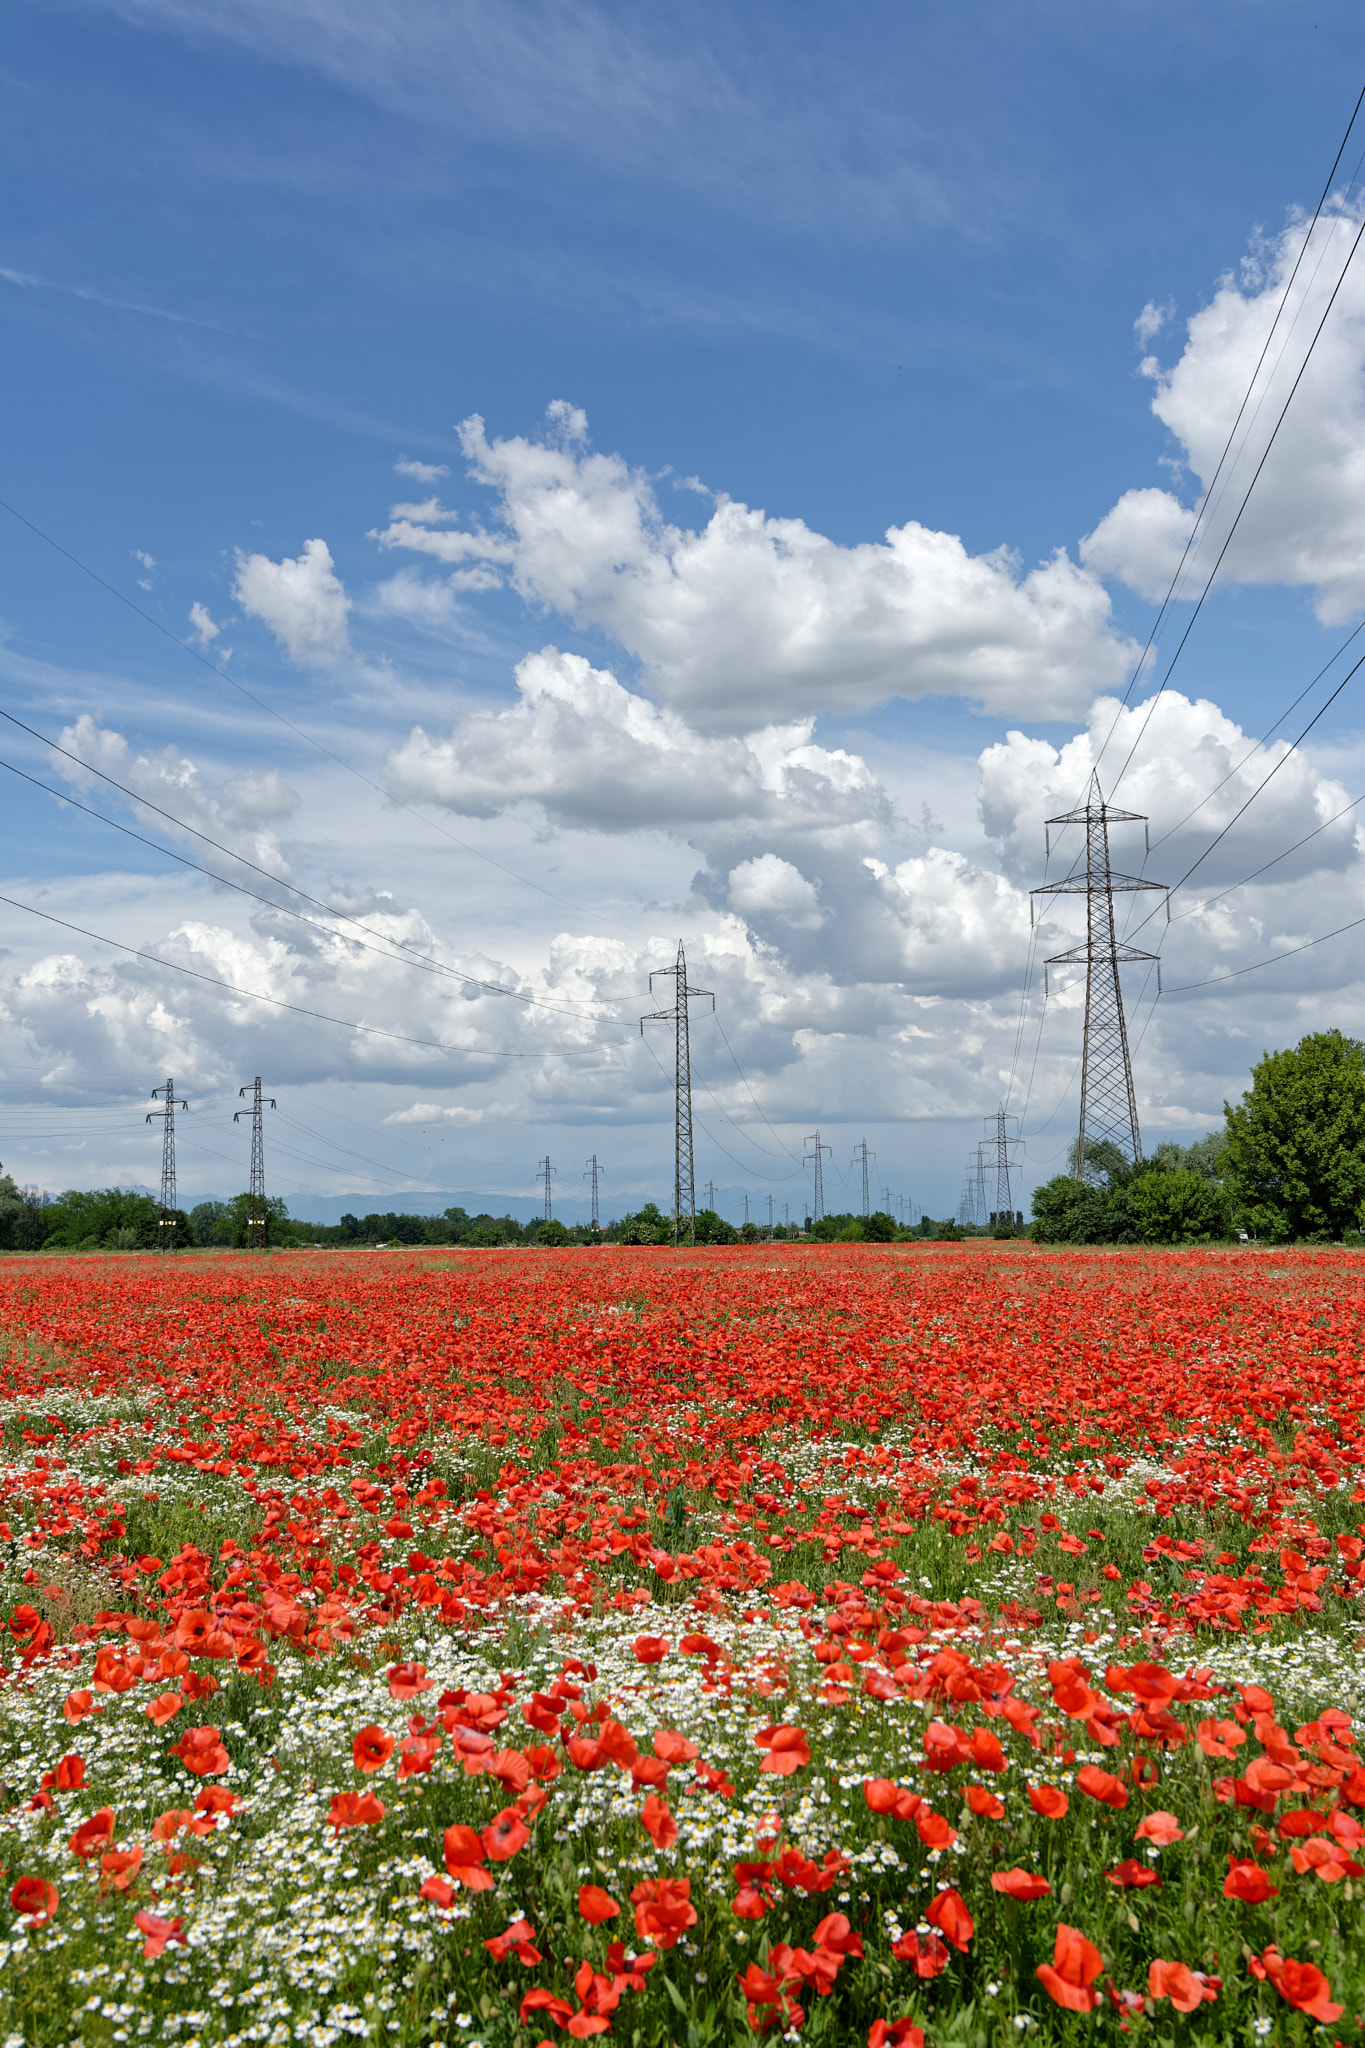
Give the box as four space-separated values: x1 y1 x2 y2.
1127 1166 1230 1243
863 1209 897 1242
1064 1135 1131 1184
615 1202 671 1245
1030 1175 1133 1244
1224 1029 1365 1241
0 1170 46 1251
535 1218 570 1246
39 1186 163 1251
693 1208 738 1245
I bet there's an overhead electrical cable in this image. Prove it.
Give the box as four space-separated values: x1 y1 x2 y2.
1080 82 1365 798
1106 203 1365 801
1162 912 1365 994
0 717 620 1023
0 497 664 941
0 892 606 1061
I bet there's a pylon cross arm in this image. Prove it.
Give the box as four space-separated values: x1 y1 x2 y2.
1032 874 1166 897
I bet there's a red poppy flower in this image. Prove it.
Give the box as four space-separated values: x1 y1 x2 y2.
890 1931 949 1978
579 1884 620 1924
1148 1960 1218 2012
1076 1766 1127 1808
756 1724 810 1775
483 1808 530 1861
1134 1810 1183 1844
926 1888 973 1951
484 1916 542 1965
869 2023 924 2048
387 1661 433 1699
133 1910 186 1959
63 1690 94 1725
1036 1923 1105 2012
352 1725 394 1773
630 1876 697 1949
632 1635 668 1664
69 1808 116 1859
1105 1859 1161 1889
991 1867 1050 1900
1224 1856 1278 1902
10 1876 58 1925
172 1725 228 1777
640 1794 677 1849
969 1728 1006 1772
966 1784 1005 1819
328 1790 385 1829
915 1810 957 1850
100 1847 143 1893
1028 1784 1069 1820
1253 1947 1343 2023
146 1693 183 1726
653 1729 699 1764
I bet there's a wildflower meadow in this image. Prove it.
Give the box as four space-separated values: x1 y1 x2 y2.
0 1245 1362 2048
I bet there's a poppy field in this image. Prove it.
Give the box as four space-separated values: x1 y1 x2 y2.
0 1244 1362 2048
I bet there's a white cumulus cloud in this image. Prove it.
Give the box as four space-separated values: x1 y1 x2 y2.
234 537 352 663
370 404 1136 729
1084 204 1365 620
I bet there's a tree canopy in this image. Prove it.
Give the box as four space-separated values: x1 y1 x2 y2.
1223 1029 1365 1242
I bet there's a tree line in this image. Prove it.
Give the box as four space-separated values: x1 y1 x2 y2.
3 1029 1362 1253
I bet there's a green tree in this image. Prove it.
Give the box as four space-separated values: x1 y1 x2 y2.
223 1192 294 1247
863 1210 897 1242
693 1208 738 1245
1223 1030 1365 1241
617 1202 670 1245
536 1218 570 1247
190 1199 235 1247
0 1170 46 1251
41 1187 162 1250
1128 1169 1230 1244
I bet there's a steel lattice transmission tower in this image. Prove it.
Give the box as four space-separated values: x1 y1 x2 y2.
641 941 713 1246
583 1154 601 1230
803 1130 830 1222
986 1106 1020 1222
147 1078 187 1251
234 1077 276 1248
851 1137 876 1218
1033 773 1168 1180
538 1156 556 1220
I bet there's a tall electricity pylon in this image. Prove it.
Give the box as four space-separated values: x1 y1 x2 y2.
851 1138 875 1218
803 1130 830 1222
972 1144 990 1225
1032 773 1168 1180
583 1154 601 1230
766 1193 774 1234
538 1156 556 1220
704 1179 717 1212
641 941 713 1246
234 1077 276 1249
147 1078 187 1251
986 1106 1020 1221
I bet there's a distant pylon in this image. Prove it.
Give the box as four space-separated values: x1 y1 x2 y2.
1033 772 1168 1179
986 1106 1020 1220
234 1077 276 1249
538 1156 556 1220
766 1193 773 1233
147 1077 187 1251
641 941 714 1246
851 1137 875 1218
583 1154 601 1230
803 1130 831 1221
972 1144 990 1225
704 1179 717 1212
742 1193 750 1227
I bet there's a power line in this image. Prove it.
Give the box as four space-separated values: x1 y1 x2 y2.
0 496 660 938
1161 911 1365 994
1107 201 1365 801
0 891 604 1060
0 719 617 1023
1080 83 1365 795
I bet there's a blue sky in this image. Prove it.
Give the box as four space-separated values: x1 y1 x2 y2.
4 0 1365 1224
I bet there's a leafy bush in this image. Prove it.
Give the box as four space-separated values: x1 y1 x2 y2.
1224 1029 1365 1241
